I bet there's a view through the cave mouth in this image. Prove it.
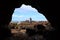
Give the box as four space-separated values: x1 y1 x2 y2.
9 4 53 40
12 4 48 22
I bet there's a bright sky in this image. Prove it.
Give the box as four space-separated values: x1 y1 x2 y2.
12 4 47 22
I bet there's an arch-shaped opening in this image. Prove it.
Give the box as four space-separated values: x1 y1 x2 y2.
9 4 54 40
9 4 53 30
12 4 48 22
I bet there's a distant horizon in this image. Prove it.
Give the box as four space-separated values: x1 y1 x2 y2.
11 19 48 23
12 4 47 22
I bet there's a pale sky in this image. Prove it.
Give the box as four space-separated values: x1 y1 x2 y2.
12 4 47 22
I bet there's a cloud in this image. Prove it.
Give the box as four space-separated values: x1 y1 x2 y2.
12 15 24 18
15 4 38 12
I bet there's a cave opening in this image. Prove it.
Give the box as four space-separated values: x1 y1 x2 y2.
8 4 54 32
8 4 54 40
12 4 48 22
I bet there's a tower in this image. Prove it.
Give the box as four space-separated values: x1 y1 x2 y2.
30 18 32 23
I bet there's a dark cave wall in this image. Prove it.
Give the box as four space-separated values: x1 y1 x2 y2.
0 0 58 40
